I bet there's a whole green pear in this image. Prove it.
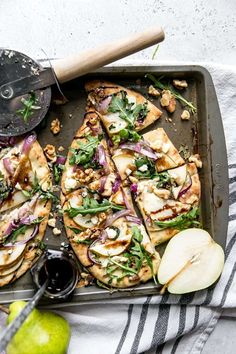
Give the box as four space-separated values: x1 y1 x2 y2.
6 301 70 354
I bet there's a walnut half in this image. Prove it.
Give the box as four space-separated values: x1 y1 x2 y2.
50 118 61 135
44 144 56 162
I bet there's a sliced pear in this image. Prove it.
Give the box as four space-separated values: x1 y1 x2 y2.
68 194 95 228
0 257 23 276
104 112 128 133
89 223 131 257
112 151 135 180
0 245 26 267
142 190 165 214
168 165 187 185
158 228 225 294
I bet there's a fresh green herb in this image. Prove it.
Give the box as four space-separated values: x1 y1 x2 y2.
111 129 141 145
0 172 11 201
146 73 197 114
69 135 100 168
96 279 111 290
67 226 82 234
154 207 200 230
108 258 138 275
16 92 41 123
108 91 149 128
53 163 64 184
151 44 160 60
76 238 93 245
65 196 124 217
134 157 156 179
155 171 171 188
23 174 58 202
4 217 43 245
37 239 47 251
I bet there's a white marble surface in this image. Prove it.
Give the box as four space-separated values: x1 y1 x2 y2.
1 0 236 353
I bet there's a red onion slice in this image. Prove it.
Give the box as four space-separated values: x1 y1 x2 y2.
98 176 107 193
178 174 192 198
105 209 131 228
4 224 39 247
22 132 37 155
130 183 138 193
126 215 142 225
97 96 112 113
120 142 157 160
97 144 110 174
112 175 121 193
56 155 66 165
87 241 101 265
3 158 14 175
121 189 132 210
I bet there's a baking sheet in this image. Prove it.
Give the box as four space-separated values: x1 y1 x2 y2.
0 65 229 304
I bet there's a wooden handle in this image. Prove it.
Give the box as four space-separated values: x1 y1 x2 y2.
52 26 165 83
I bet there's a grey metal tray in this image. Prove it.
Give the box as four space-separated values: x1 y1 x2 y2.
0 65 229 305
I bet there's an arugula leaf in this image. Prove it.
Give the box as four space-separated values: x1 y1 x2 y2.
134 157 156 179
146 73 197 114
4 217 43 244
111 128 141 146
23 174 58 202
154 207 200 230
65 197 124 217
155 171 171 188
108 91 149 128
76 238 93 245
67 226 82 234
16 92 41 123
0 176 11 202
53 164 64 184
69 135 100 168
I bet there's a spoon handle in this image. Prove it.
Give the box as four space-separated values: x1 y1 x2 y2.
0 281 47 353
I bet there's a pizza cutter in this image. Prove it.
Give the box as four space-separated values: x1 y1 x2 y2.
0 26 165 136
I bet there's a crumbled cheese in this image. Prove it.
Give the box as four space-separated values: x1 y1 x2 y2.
107 228 117 239
8 249 13 255
65 177 78 190
125 168 132 176
138 164 148 172
81 190 88 198
48 218 56 228
148 85 160 97
15 182 22 190
52 227 61 236
91 216 98 225
181 110 190 120
127 95 136 106
58 146 65 152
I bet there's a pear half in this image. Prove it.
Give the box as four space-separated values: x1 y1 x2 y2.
158 228 225 294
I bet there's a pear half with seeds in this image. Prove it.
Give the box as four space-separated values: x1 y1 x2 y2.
158 228 225 294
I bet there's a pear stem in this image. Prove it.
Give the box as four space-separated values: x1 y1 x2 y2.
160 258 193 295
0 305 9 315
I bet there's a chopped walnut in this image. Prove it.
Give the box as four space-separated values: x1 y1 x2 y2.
50 118 61 135
98 212 107 223
181 110 190 120
148 85 160 97
48 218 56 228
160 90 176 113
52 227 61 236
44 144 56 162
173 79 188 90
58 145 65 152
189 154 202 168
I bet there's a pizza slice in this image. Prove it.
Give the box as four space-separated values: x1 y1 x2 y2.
112 128 184 183
85 80 162 147
134 163 201 246
0 193 51 286
0 133 52 213
61 111 120 197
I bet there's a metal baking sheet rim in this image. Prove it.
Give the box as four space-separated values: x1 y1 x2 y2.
0 64 229 305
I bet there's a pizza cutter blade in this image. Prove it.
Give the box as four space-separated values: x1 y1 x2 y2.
0 26 165 137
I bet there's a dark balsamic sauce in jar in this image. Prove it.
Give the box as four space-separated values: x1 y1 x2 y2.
38 258 74 294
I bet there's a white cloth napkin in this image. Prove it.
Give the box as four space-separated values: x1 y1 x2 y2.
1 62 235 354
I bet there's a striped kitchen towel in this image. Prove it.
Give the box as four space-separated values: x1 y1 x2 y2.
0 62 235 354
